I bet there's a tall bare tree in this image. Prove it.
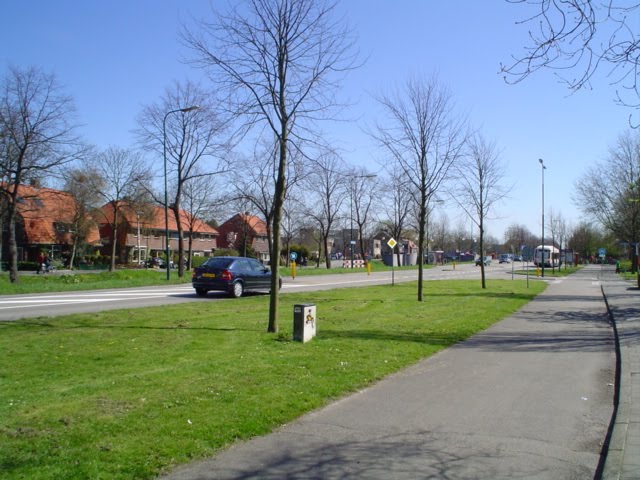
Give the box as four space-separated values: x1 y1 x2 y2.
182 170 219 269
304 152 347 269
379 170 413 266
136 80 229 277
503 223 536 252
502 1 640 112
348 169 379 264
230 139 304 265
0 65 85 283
453 133 510 288
84 147 150 271
64 169 101 269
372 74 466 300
574 129 640 274
183 0 357 332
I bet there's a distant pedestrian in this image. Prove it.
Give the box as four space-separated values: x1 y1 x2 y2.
43 254 51 273
37 253 44 274
616 260 621 274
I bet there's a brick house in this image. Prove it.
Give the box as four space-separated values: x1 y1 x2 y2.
0 184 101 265
98 202 218 264
216 213 270 263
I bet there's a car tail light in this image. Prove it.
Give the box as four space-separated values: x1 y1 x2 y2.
220 269 233 281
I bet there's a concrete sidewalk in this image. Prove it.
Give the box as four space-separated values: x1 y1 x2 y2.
161 265 622 480
600 267 640 479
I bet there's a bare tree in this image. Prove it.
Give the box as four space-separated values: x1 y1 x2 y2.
304 152 347 269
546 207 566 273
136 80 229 277
503 223 536 251
85 147 150 271
0 65 85 283
182 171 219 269
568 220 611 262
502 1 640 112
379 170 413 266
183 0 357 332
372 74 466 300
574 129 640 274
63 169 102 269
431 212 451 257
348 169 379 264
281 191 305 267
453 133 510 288
230 139 304 264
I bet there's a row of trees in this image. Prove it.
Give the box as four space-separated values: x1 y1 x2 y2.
2 0 519 334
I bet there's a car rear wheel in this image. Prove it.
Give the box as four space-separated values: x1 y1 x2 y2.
195 288 207 297
231 281 244 298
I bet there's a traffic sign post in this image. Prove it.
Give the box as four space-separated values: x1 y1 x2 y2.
290 251 298 279
388 238 397 286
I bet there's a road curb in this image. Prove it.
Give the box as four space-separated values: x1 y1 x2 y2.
601 276 640 480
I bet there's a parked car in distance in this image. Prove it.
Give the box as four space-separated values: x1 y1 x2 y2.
192 256 281 298
146 257 174 269
513 255 523 262
499 254 511 264
475 256 491 266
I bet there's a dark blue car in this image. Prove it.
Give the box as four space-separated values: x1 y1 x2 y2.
192 256 281 298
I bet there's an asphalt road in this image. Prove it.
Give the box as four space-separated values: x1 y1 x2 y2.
0 262 522 321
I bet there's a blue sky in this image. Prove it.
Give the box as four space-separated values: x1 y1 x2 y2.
1 1 631 241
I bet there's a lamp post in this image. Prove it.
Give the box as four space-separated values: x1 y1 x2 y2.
136 212 141 265
539 158 546 278
163 105 199 280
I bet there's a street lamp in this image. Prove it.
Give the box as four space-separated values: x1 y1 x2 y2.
539 158 546 278
163 105 200 280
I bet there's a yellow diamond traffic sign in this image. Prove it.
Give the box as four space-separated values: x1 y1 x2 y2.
387 238 397 249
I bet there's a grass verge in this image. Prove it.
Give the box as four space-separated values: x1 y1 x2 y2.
0 269 191 295
0 260 421 294
513 265 583 277
0 279 545 479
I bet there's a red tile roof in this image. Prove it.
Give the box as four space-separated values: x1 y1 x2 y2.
13 184 101 245
99 202 218 235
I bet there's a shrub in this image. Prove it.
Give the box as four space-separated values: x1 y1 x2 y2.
18 261 39 271
190 256 208 268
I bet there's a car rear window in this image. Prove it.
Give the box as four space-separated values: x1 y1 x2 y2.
203 258 234 269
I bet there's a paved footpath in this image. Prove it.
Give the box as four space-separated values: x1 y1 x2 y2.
600 266 640 479
161 265 622 480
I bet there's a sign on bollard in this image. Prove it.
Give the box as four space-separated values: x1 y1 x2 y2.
293 304 316 343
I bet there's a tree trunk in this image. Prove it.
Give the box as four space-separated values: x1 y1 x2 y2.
187 231 193 270
69 235 78 270
268 129 287 333
417 198 426 302
7 203 19 283
323 233 331 269
479 219 486 289
172 205 185 278
109 222 118 272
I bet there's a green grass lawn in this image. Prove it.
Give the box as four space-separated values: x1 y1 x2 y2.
0 279 545 479
0 269 192 295
279 258 424 277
